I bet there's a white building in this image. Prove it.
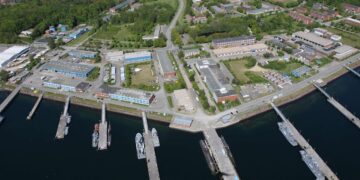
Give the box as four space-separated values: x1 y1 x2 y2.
0 46 30 68
213 43 268 57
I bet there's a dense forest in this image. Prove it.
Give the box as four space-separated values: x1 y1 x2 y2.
110 3 175 34
0 0 118 43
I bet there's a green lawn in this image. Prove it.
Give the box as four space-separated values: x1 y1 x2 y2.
131 63 157 86
223 58 267 85
94 24 137 41
326 27 360 49
146 0 178 9
262 60 303 75
67 31 93 46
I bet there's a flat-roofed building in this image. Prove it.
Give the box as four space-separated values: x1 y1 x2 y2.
0 46 29 68
184 49 200 58
213 43 268 57
42 77 79 92
334 45 358 60
68 50 97 59
157 50 176 80
42 61 95 78
106 51 124 62
196 60 238 103
109 89 155 106
289 11 314 25
172 89 195 112
171 116 193 128
124 51 152 64
212 35 256 48
293 31 334 49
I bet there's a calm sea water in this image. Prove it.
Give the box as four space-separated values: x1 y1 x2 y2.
0 68 359 180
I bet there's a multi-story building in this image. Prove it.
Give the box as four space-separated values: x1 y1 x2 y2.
310 10 338 22
289 11 314 25
343 3 360 14
212 36 256 48
109 89 155 106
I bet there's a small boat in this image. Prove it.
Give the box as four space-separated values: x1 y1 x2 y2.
135 133 146 159
92 131 99 148
0 116 4 125
64 126 69 135
107 123 111 147
151 128 160 147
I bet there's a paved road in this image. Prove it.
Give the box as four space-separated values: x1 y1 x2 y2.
165 0 185 49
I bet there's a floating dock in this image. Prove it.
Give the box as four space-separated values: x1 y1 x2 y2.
27 92 44 120
271 103 339 180
142 112 160 180
344 65 360 78
98 103 109 150
313 83 360 129
0 85 22 113
55 96 71 139
203 128 240 180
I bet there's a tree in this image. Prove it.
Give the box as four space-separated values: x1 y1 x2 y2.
47 38 56 49
0 70 9 83
95 52 101 63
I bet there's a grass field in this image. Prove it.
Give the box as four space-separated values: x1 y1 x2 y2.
262 60 303 75
131 63 157 86
146 0 178 9
94 24 137 41
224 59 267 85
326 27 360 48
67 31 93 46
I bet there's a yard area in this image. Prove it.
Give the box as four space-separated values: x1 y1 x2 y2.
125 62 160 91
326 27 360 49
132 63 157 86
261 60 303 75
223 57 267 85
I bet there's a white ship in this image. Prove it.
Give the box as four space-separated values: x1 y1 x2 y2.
135 133 146 159
151 128 160 147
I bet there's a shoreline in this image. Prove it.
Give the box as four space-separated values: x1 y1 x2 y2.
0 61 359 133
212 60 360 131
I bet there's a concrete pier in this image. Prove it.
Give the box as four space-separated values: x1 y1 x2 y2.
203 128 240 180
313 83 360 129
344 65 360 78
142 112 160 180
55 96 71 139
98 103 108 150
0 85 22 113
271 103 339 180
27 92 44 120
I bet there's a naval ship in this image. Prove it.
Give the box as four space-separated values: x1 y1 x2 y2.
135 133 146 159
151 128 160 147
300 150 325 180
278 122 298 146
92 124 99 148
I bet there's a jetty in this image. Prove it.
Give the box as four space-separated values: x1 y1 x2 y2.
313 83 360 129
98 103 109 150
0 85 22 113
55 96 71 139
344 65 360 78
26 92 44 120
202 128 240 180
142 112 160 180
271 103 339 180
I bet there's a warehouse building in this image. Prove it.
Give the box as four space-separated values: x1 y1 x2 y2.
157 50 176 80
69 27 88 39
0 46 29 68
42 61 95 78
68 50 97 59
109 89 155 106
42 77 79 92
196 60 238 103
293 31 334 49
172 89 195 112
124 51 152 64
212 35 256 48
213 43 268 57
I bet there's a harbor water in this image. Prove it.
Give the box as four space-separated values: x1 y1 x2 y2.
0 68 359 180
